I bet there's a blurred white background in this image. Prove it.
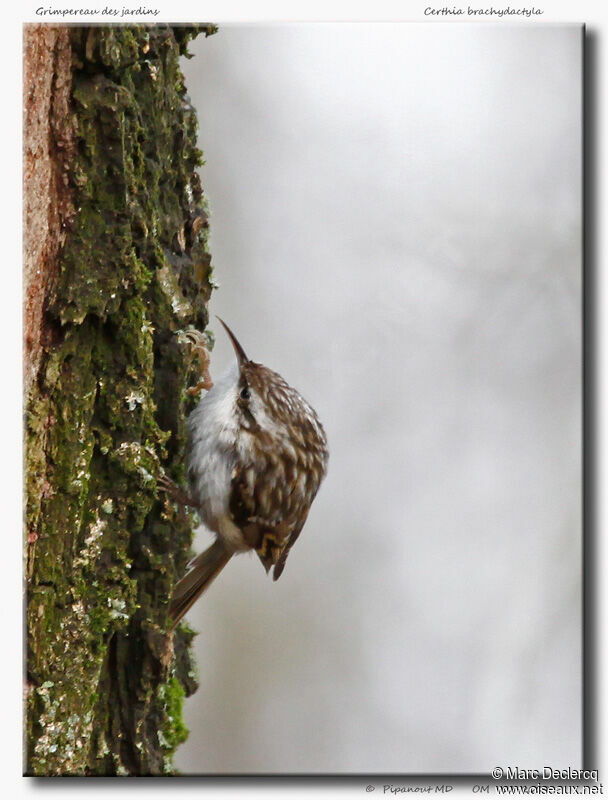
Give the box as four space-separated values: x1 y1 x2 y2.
177 24 582 774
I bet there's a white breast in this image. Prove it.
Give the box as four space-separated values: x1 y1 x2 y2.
187 365 249 552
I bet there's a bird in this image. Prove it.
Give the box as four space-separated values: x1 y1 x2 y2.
164 318 328 627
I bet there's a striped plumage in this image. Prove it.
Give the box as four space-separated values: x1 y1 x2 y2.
168 319 328 627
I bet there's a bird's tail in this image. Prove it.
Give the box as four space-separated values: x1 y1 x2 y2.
169 540 232 628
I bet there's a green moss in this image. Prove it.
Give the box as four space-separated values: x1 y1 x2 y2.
26 24 214 775
157 676 189 771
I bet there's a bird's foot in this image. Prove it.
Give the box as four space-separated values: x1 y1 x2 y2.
182 329 214 396
157 472 199 509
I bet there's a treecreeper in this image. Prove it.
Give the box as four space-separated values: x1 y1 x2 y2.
161 318 329 627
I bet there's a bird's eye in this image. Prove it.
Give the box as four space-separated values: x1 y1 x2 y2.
240 387 251 400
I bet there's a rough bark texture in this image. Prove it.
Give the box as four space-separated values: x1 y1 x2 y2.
24 23 217 776
23 25 74 401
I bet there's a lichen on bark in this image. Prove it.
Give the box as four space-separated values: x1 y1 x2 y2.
25 23 216 775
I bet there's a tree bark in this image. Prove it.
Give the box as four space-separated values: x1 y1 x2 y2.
24 23 216 776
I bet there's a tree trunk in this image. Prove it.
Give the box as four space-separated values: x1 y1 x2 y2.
24 23 216 776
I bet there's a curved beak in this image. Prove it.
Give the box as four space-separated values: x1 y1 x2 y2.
216 317 249 367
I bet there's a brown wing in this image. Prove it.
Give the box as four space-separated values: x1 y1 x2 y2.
271 512 308 581
229 446 324 577
272 439 328 579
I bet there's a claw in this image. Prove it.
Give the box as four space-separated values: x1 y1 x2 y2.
184 329 208 349
186 378 214 396
181 328 214 395
157 473 199 510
